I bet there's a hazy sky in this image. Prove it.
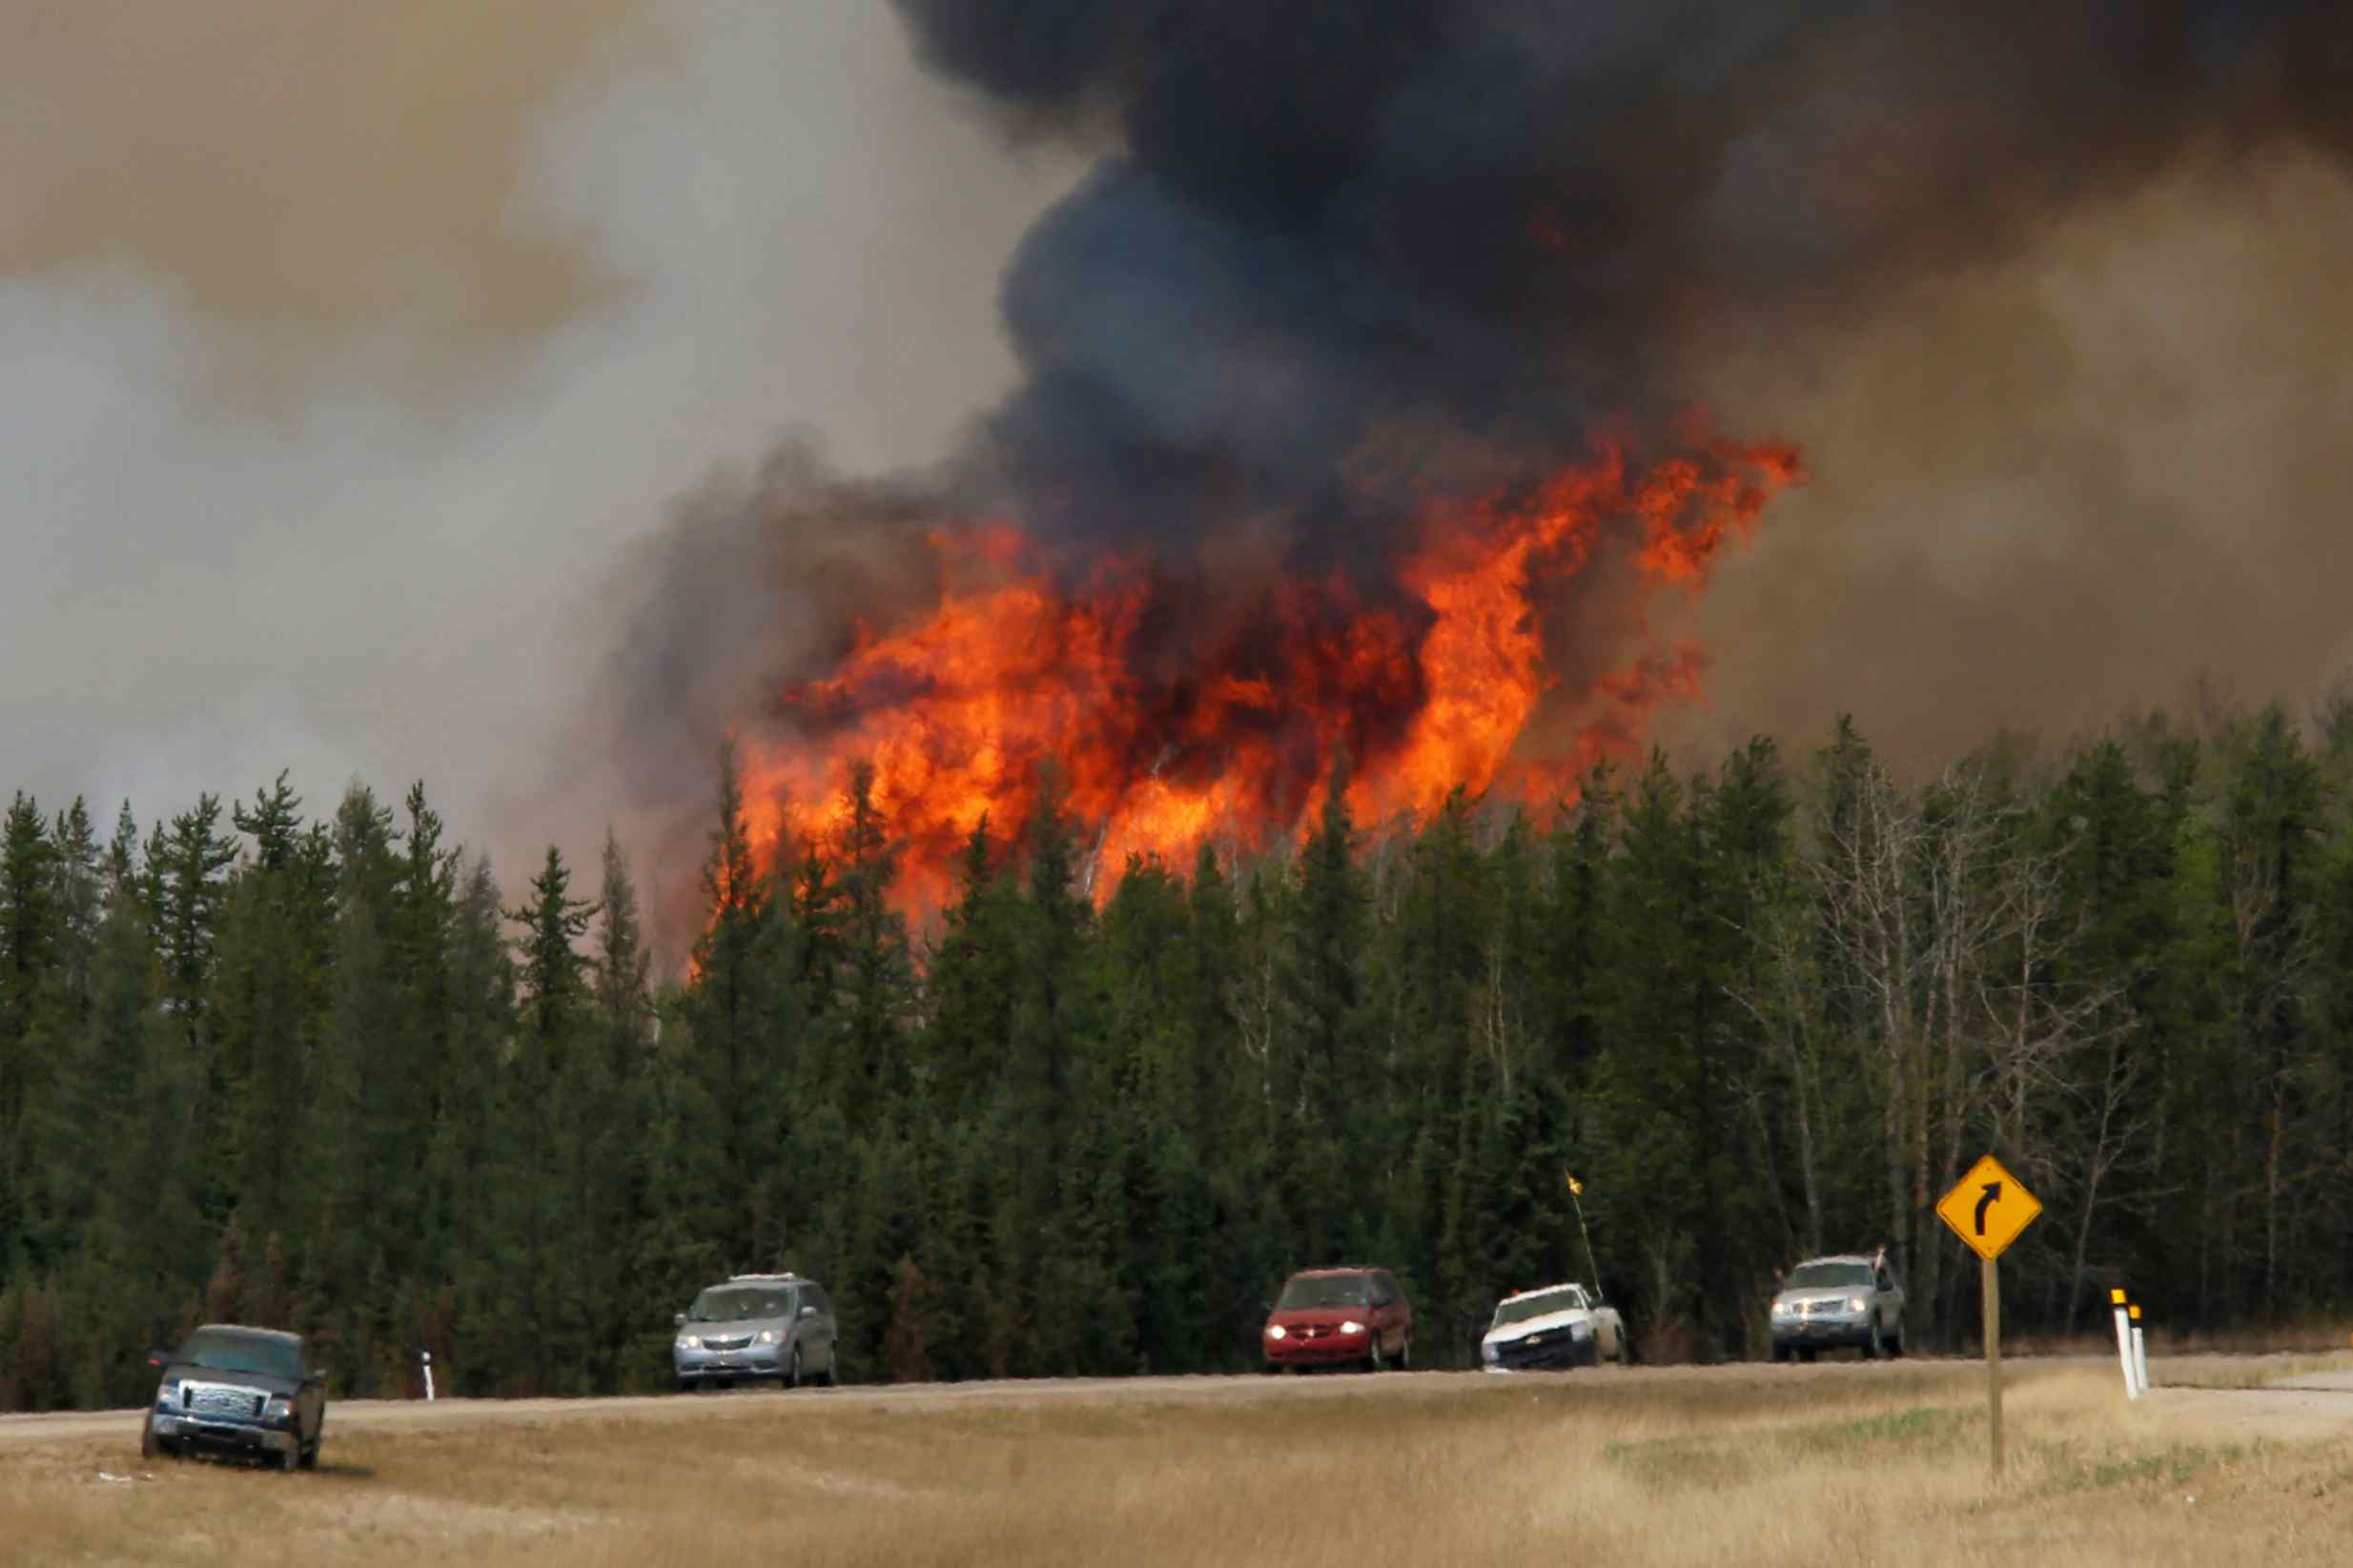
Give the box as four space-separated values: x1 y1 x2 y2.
3 1 1082 879
8 1 2350 913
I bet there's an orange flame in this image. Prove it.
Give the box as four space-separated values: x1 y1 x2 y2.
738 431 1800 915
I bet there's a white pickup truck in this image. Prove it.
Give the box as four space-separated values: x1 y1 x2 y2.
1480 1283 1630 1371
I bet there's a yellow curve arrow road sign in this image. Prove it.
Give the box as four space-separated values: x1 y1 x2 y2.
1936 1153 2042 1262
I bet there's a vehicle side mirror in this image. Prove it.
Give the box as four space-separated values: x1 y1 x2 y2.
799 1304 818 1318
674 1313 687 1329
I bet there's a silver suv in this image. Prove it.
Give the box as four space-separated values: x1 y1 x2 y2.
673 1273 840 1391
1770 1252 1905 1362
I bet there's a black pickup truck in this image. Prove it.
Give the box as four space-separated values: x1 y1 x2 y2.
142 1324 327 1471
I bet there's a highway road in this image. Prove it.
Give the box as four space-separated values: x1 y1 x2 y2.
5 1353 2344 1453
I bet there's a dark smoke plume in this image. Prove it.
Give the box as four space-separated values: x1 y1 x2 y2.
889 0 2349 552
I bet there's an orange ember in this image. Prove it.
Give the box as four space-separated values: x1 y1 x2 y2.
738 433 1800 916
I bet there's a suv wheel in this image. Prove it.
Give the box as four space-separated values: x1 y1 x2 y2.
1887 1319 1905 1358
1863 1319 1883 1360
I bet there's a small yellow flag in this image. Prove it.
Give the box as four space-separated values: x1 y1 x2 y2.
1566 1174 1585 1196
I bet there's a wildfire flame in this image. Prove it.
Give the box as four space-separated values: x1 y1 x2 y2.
738 431 1801 915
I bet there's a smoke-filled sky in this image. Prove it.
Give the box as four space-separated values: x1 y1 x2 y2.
8 0 2353 927
3 1 1082 881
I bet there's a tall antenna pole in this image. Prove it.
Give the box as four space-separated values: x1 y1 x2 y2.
1565 1172 1601 1295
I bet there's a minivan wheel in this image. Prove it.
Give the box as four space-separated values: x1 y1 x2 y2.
786 1348 803 1391
821 1348 839 1388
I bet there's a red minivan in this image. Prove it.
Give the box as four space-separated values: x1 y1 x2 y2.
1261 1267 1413 1373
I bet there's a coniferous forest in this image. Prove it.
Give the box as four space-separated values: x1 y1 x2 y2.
9 701 2353 1411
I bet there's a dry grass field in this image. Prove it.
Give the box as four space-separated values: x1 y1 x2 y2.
9 1358 2353 1567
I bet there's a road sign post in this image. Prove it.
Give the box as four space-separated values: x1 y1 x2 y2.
1982 1256 2002 1476
1936 1153 2042 1480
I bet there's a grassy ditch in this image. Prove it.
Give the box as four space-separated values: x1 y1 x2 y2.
2 1362 2343 1566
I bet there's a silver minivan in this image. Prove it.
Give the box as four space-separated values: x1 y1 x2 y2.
673 1273 840 1391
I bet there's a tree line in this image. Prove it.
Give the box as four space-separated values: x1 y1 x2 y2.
6 698 2353 1409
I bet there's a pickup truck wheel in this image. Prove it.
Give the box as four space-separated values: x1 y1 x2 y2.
299 1437 319 1471
278 1441 301 1475
140 1413 157 1460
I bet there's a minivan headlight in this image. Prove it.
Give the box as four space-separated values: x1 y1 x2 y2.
757 1329 779 1345
677 1334 703 1351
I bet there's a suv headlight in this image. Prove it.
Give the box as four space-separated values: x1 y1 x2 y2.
677 1334 703 1351
1847 1296 1868 1314
1770 1300 1793 1318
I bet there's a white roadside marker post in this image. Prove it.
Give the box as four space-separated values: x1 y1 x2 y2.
2130 1305 2149 1395
2111 1288 2139 1400
422 1350 436 1402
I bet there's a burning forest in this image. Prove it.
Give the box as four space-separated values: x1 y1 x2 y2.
601 0 2353 932
741 431 1801 914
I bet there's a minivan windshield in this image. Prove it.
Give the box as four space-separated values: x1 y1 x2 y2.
1785 1261 1872 1290
688 1286 788 1322
1277 1274 1371 1310
174 1329 301 1381
1490 1288 1584 1328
